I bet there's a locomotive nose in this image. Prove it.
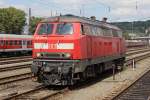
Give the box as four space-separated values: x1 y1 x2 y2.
33 41 74 59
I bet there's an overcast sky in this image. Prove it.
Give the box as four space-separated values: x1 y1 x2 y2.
0 0 150 22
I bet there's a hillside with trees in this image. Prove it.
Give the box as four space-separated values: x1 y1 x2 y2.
112 20 150 39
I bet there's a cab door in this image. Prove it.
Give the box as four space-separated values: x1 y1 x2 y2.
86 35 92 59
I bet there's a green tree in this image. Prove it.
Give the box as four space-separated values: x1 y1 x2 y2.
0 7 26 34
29 17 42 34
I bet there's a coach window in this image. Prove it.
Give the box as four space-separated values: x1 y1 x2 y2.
91 26 96 36
27 41 31 46
109 29 113 36
99 27 104 36
12 41 15 45
90 26 93 35
117 31 123 37
38 23 53 35
94 27 99 36
18 40 20 45
83 25 88 35
89 26 94 35
103 28 112 37
6 41 8 45
30 41 32 45
9 40 12 45
12 40 14 45
0 40 3 46
0 40 1 46
27 41 29 45
14 40 17 45
23 41 26 45
56 23 73 35
18 41 21 45
29 41 32 45
112 30 118 37
8 41 10 45
84 24 95 35
17 40 18 45
96 27 100 36
11 41 13 45
102 28 107 36
13 40 15 45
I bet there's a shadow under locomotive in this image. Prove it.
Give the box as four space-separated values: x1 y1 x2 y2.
41 68 123 91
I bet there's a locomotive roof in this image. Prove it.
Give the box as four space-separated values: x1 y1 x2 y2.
0 34 33 39
41 15 121 31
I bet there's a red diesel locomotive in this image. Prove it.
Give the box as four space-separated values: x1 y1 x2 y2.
0 34 32 55
31 15 126 85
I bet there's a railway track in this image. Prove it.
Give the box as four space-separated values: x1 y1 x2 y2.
101 53 150 100
126 51 150 66
127 47 149 52
0 58 32 65
0 50 149 99
0 65 31 85
3 85 68 100
112 70 150 100
126 48 150 56
0 56 31 61
0 64 31 72
0 48 149 99
0 72 32 86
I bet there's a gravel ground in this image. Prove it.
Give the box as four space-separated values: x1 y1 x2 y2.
0 68 30 79
60 57 150 100
0 79 41 99
0 61 32 68
126 51 150 60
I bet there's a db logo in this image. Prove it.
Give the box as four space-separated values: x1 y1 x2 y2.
49 44 57 49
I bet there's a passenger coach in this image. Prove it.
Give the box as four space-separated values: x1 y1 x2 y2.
0 34 32 55
32 15 126 85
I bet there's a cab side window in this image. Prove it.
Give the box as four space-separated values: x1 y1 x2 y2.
81 24 85 35
0 40 4 46
83 25 91 35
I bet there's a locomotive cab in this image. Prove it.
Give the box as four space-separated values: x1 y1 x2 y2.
32 22 84 59
32 17 85 85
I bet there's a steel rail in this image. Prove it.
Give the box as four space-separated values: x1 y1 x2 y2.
0 58 32 65
0 56 31 61
112 70 150 100
0 72 32 85
2 51 150 100
0 64 31 72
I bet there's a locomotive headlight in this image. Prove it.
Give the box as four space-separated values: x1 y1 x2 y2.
43 62 46 65
65 53 71 58
37 53 41 57
58 66 61 72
